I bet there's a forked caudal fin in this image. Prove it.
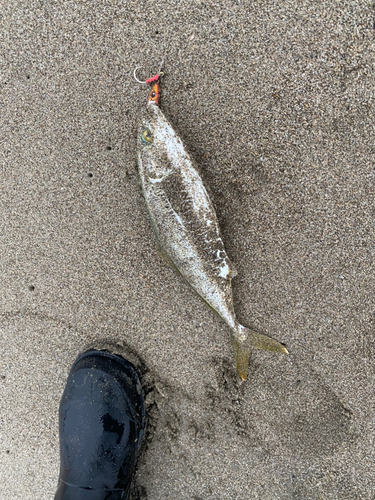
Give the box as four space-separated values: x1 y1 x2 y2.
231 325 288 381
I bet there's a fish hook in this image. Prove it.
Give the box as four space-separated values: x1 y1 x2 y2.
133 59 164 85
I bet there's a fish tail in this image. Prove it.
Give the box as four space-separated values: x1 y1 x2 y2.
231 325 288 381
231 335 251 381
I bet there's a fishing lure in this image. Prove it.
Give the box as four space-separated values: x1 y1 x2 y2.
135 64 288 380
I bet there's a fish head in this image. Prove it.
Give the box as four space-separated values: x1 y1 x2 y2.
137 104 158 152
138 103 173 182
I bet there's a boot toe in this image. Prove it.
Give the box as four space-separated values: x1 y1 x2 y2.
55 350 146 500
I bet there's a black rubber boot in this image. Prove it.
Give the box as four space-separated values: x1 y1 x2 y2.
54 350 146 500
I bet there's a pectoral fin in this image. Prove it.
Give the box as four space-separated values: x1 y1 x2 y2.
228 262 238 279
229 261 238 279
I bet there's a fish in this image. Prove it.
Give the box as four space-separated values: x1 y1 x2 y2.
137 77 288 380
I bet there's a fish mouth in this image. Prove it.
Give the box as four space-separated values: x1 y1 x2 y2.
146 100 159 110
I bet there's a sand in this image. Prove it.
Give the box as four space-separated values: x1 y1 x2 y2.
0 0 374 498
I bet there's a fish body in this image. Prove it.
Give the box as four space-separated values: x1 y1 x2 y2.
137 83 287 380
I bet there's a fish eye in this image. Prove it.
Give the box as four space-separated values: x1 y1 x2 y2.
141 129 153 144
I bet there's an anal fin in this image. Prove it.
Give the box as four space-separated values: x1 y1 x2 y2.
156 239 178 272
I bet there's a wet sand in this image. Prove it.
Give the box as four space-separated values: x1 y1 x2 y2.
0 1 374 498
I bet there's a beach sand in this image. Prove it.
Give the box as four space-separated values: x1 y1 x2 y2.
0 1 374 498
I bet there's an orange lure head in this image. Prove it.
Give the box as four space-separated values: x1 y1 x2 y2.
134 61 163 107
148 82 160 106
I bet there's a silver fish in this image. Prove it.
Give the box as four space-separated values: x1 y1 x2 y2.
137 79 288 380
